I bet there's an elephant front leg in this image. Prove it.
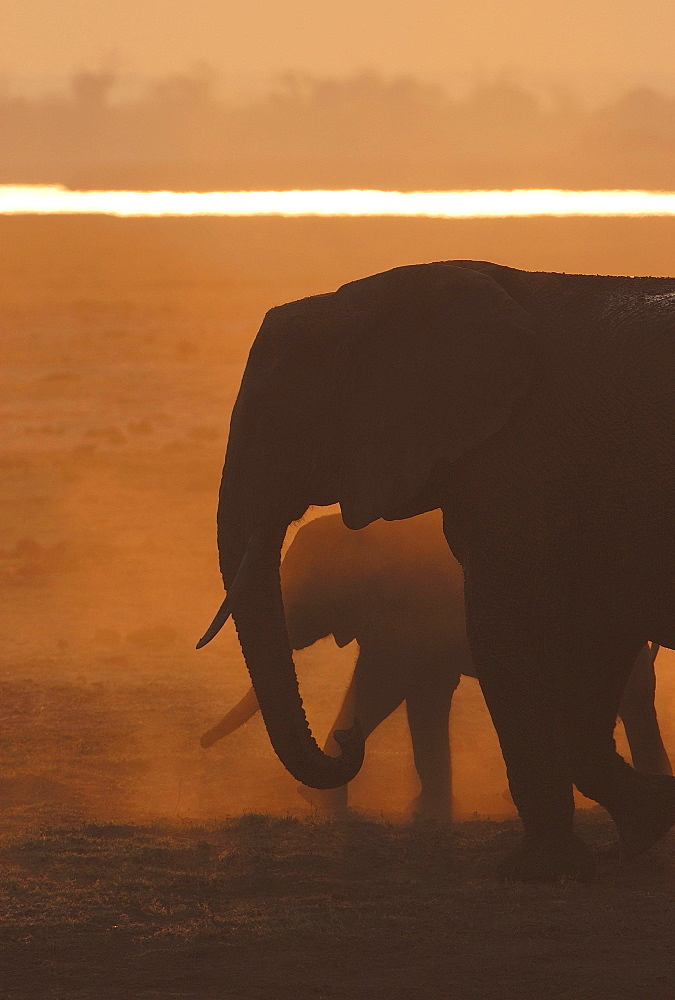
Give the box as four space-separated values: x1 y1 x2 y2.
472 654 594 879
459 527 594 880
405 663 459 821
296 683 355 818
465 622 593 877
298 643 409 818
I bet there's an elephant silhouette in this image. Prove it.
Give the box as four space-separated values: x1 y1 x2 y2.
201 511 671 819
199 260 675 878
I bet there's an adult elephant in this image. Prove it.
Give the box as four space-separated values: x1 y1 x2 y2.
198 260 675 879
201 511 671 819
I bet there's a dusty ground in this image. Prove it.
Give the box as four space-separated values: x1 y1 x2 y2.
1 214 674 997
1 812 674 1000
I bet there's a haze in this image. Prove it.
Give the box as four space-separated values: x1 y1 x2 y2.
4 0 674 96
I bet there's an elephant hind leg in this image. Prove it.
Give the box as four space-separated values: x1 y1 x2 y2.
618 644 672 776
561 630 675 858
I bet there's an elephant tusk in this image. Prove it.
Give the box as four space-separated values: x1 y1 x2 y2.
196 540 263 649
195 594 236 649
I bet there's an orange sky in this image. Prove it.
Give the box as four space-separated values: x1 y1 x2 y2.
3 0 674 95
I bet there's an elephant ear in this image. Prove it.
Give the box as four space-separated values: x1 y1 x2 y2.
333 263 538 529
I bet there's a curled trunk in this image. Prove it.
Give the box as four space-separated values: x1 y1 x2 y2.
230 539 365 789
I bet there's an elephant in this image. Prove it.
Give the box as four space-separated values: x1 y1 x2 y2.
197 259 675 879
201 511 671 820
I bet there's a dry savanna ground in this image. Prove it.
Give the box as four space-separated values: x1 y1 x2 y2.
1 214 675 997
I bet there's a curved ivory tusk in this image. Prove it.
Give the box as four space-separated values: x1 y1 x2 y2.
196 541 262 649
200 686 260 746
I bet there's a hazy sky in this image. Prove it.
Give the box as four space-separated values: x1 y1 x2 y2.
3 0 674 94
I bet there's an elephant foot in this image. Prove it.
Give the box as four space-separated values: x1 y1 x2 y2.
498 834 596 883
296 783 349 819
611 772 675 858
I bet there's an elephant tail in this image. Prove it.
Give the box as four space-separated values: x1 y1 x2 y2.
200 686 260 748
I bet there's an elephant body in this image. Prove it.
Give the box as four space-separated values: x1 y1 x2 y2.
201 260 675 878
202 511 671 819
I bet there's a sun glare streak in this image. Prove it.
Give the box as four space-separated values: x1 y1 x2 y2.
2 186 675 219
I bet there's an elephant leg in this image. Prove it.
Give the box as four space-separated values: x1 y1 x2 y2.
405 664 459 821
297 643 409 818
618 645 672 776
297 679 357 817
559 626 642 798
457 520 594 880
463 604 589 876
560 628 675 856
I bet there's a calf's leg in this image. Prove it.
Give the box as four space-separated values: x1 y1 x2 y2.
406 663 459 820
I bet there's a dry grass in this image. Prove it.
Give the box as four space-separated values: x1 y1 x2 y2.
0 814 673 999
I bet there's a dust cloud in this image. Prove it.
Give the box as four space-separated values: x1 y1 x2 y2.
2 213 675 832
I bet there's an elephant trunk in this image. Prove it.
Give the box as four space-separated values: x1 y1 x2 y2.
223 527 365 789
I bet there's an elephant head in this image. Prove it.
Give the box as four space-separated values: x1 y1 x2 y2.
198 262 538 790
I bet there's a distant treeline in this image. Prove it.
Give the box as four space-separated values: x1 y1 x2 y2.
2 69 674 190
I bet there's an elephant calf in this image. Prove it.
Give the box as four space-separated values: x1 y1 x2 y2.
201 511 671 819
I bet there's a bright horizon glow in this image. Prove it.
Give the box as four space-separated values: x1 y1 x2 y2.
2 186 675 219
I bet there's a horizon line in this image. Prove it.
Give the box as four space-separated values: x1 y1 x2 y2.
2 185 675 219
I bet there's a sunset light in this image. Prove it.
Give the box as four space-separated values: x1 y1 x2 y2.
3 185 675 219
4 0 675 988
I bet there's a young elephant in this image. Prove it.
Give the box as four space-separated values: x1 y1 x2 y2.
201 511 671 819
